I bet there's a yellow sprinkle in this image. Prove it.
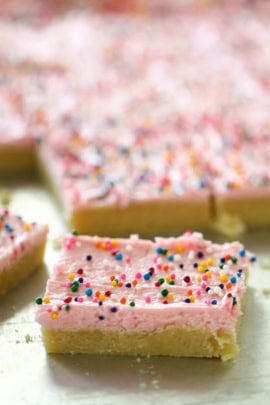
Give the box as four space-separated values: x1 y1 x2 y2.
165 275 171 282
43 296 50 304
51 312 59 320
195 275 201 282
68 273 75 281
189 296 195 303
206 271 212 278
99 293 105 301
220 274 228 283
111 240 118 247
197 266 204 273
207 258 214 266
200 261 207 268
167 292 174 300
176 245 184 253
111 280 118 287
23 223 31 231
101 242 107 250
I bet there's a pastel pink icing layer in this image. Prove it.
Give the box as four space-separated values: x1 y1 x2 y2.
1 1 270 206
0 208 48 271
35 232 256 333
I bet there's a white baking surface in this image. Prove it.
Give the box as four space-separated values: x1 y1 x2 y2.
0 179 270 405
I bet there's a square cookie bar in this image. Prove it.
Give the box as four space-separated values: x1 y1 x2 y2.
35 231 256 360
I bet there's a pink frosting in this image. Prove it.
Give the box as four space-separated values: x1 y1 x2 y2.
35 232 256 333
1 1 270 207
0 208 48 271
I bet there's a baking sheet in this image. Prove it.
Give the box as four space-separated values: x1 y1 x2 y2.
0 178 270 405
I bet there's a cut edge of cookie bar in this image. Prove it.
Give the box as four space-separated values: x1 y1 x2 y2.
0 144 36 176
41 324 240 361
0 237 47 295
214 186 270 229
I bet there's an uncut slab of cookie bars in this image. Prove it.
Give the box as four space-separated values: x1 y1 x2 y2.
0 0 270 235
35 232 256 360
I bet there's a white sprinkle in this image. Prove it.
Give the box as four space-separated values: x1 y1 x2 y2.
156 258 163 265
188 250 195 260
126 244 133 252
102 259 110 267
174 254 182 263
76 241 81 248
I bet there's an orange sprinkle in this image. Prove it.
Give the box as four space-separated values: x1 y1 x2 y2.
51 312 58 320
225 254 231 260
95 291 100 298
118 282 123 288
43 296 50 304
163 264 169 272
176 245 184 253
110 275 115 281
95 241 101 248
101 242 107 250
226 282 232 290
187 289 193 296
132 279 138 286
111 240 118 247
120 297 126 304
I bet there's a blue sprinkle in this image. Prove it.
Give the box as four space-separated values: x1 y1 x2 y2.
143 273 151 281
115 252 123 260
237 271 242 278
85 288 93 297
167 255 174 261
250 256 257 262
4 224 14 233
230 276 237 284
239 249 246 257
156 247 163 254
211 299 217 305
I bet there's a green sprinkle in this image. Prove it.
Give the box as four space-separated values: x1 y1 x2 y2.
35 297 43 305
161 289 169 297
204 268 209 273
71 281 79 292
232 297 237 306
231 256 238 264
168 280 175 285
64 304 70 311
71 229 78 236
129 301 135 307
158 278 165 284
